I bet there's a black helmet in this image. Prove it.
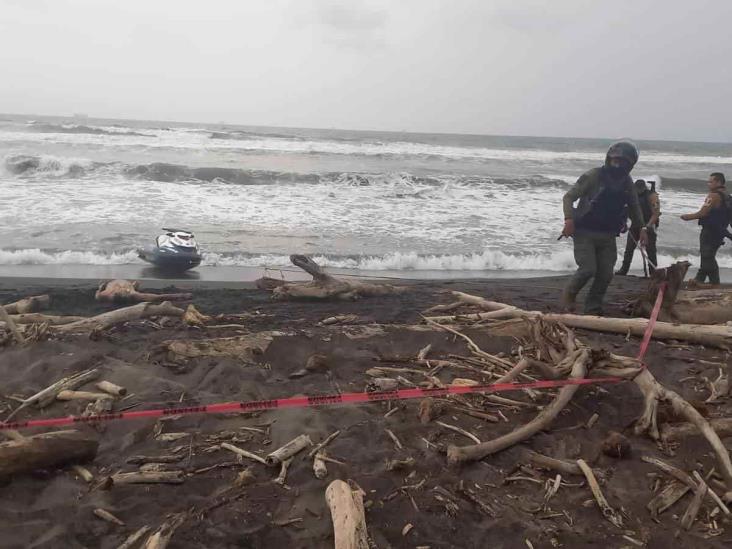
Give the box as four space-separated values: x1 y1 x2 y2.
606 141 639 169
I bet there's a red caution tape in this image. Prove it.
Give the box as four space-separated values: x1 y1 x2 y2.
1 283 668 432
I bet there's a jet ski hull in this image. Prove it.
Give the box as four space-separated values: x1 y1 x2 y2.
138 246 202 272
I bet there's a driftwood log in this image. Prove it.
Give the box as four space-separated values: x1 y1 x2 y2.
425 290 732 348
0 430 98 480
54 301 185 334
258 255 403 301
3 295 50 314
325 480 369 549
95 280 192 304
630 261 732 324
164 331 276 362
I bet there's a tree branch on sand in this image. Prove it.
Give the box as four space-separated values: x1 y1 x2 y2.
257 255 404 301
95 280 192 304
440 314 732 497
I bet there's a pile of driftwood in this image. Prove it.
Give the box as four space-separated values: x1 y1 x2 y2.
2 258 732 546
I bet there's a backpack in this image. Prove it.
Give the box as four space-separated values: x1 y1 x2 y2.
713 190 732 239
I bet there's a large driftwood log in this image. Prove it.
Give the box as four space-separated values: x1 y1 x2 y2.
3 295 50 314
261 255 403 301
54 301 185 334
0 431 98 480
95 280 192 304
426 291 732 348
630 261 732 324
661 418 732 441
164 332 276 362
0 305 25 345
3 313 85 326
325 480 369 549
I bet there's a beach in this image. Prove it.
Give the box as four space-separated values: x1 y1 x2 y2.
1 274 731 548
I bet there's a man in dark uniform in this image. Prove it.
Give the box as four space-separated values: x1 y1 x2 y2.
681 172 730 287
561 141 647 314
616 179 660 276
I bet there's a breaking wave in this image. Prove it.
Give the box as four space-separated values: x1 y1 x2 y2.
27 123 150 137
2 248 730 271
2 154 94 177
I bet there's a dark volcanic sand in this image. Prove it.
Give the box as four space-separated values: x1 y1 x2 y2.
0 275 731 549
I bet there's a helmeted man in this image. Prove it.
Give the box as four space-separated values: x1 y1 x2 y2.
616 179 660 276
561 141 648 314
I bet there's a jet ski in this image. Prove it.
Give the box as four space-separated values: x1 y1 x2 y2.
138 229 202 272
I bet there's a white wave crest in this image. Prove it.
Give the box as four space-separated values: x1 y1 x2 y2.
0 248 139 265
204 249 732 271
1 248 730 273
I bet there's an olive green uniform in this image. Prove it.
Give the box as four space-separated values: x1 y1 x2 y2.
562 167 644 314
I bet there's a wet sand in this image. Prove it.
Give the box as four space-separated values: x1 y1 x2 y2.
0 274 730 548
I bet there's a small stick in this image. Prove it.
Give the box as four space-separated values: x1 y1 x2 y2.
127 454 184 465
155 433 190 442
435 421 481 444
5 368 99 421
386 457 416 472
525 450 583 476
266 434 312 466
313 452 328 479
221 442 268 465
693 470 729 516
308 430 341 458
0 305 25 345
110 471 184 485
643 456 729 515
57 390 114 401
681 474 707 530
117 526 152 549
384 428 403 450
72 465 94 482
95 381 127 397
274 457 293 486
576 459 623 528
142 513 186 549
417 344 432 361
586 413 599 429
319 455 345 465
94 508 125 526
272 517 303 527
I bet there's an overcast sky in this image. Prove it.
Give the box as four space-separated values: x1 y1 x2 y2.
1 0 731 141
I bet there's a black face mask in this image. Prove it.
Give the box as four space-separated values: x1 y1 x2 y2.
606 165 630 179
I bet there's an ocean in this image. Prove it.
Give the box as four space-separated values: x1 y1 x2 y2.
1 113 731 281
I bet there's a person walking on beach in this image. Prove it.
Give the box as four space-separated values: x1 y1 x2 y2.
560 141 648 314
616 179 660 276
681 172 731 287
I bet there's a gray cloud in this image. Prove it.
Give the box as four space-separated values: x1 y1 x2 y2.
0 0 730 141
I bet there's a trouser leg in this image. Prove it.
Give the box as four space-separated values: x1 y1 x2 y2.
585 235 617 314
563 233 597 306
647 230 658 274
617 229 637 274
696 230 722 284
